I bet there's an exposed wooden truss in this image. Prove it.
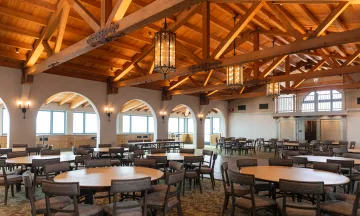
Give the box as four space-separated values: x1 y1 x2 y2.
44 92 91 109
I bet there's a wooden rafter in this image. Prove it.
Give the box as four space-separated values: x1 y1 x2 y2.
45 93 62 105
59 93 77 105
70 97 88 109
55 2 71 53
106 0 132 26
259 55 288 78
121 100 143 112
67 0 100 31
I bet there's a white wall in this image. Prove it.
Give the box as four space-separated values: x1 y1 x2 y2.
0 66 228 149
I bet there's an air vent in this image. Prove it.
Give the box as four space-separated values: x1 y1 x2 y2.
357 97 360 104
238 105 246 110
259 104 269 109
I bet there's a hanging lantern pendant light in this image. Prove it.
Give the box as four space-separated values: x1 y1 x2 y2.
154 18 176 79
226 15 243 89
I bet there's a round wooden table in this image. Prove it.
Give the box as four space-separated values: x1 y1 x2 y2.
240 166 349 186
294 155 360 165
147 153 202 161
92 147 129 153
6 154 76 165
54 166 164 188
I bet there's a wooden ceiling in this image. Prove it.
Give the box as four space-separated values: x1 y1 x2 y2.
44 92 91 109
2 0 360 100
120 99 151 112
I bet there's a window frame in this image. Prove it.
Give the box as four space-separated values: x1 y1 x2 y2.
301 90 343 112
73 112 97 134
168 117 193 134
122 115 154 134
36 110 66 135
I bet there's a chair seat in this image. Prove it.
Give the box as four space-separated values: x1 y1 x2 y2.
0 175 22 185
226 185 250 196
142 192 179 209
55 204 103 216
235 194 276 209
277 201 317 216
150 184 176 193
34 196 72 210
194 167 212 174
185 171 199 178
103 201 142 216
111 160 121 166
327 192 357 204
321 200 360 216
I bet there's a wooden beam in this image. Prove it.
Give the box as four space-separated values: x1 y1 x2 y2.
106 0 132 26
117 28 360 88
26 0 202 75
176 41 202 64
42 41 54 56
61 62 115 76
202 1 210 60
343 49 360 66
70 97 88 109
171 84 227 95
121 100 143 112
206 89 218 96
45 93 62 104
290 59 326 88
55 2 71 53
203 69 213 86
309 2 350 38
59 93 77 105
209 92 266 101
260 55 288 78
285 56 290 88
67 0 100 31
168 75 191 90
253 32 260 77
82 101 91 107
210 2 264 59
101 0 112 28
283 82 360 94
148 61 155 74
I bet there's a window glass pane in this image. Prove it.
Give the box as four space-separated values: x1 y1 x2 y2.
212 117 220 133
148 117 154 133
168 118 179 133
37 111 51 134
52 111 65 134
187 118 193 133
122 115 130 133
302 92 315 112
131 116 147 133
204 118 211 143
73 113 84 133
179 118 185 133
2 109 9 135
85 113 97 133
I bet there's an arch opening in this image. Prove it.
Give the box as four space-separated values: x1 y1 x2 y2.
36 92 100 148
0 98 9 147
204 108 225 146
168 104 196 146
116 99 158 144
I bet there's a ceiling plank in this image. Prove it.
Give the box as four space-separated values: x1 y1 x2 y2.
121 100 143 112
45 93 62 104
101 0 112 28
168 75 192 90
309 2 350 38
70 97 88 109
210 2 264 59
209 92 266 101
176 41 202 64
67 0 100 31
171 84 227 95
59 93 77 105
259 55 288 78
106 0 132 26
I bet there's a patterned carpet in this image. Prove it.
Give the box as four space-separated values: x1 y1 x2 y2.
0 150 276 216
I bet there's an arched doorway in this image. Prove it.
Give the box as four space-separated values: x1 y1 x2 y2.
37 92 100 148
204 108 225 146
116 99 157 144
168 104 196 146
0 98 9 147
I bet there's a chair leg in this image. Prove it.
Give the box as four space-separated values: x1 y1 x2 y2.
198 177 202 193
222 194 229 216
4 185 9 205
177 203 183 216
11 184 14 197
182 180 185 196
210 173 215 190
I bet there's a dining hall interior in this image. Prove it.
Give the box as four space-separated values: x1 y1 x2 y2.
2 0 360 215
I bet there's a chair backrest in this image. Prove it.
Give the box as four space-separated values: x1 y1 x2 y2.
0 148 12 155
44 162 69 180
48 145 53 150
41 149 60 155
74 155 91 169
0 159 8 183
76 148 90 156
332 147 348 156
236 158 258 169
220 162 230 192
228 169 256 206
42 180 79 215
22 171 37 215
7 151 28 158
169 161 183 171
79 145 91 148
71 146 77 155
85 159 111 168
279 179 324 216
327 159 355 176
13 144 28 148
32 158 61 186
183 156 203 170
98 144 112 148
146 156 167 169
343 153 360 159
150 149 166 154
292 157 308 166
202 150 213 166
165 170 185 204
110 177 151 216
313 162 341 173
26 147 42 155
350 141 356 149
179 149 195 154
109 147 124 155
133 159 156 168
313 151 333 156
269 159 293 167
211 154 218 170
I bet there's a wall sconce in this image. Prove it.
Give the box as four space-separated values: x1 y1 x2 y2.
18 100 30 119
160 110 167 123
104 107 113 121
198 113 204 124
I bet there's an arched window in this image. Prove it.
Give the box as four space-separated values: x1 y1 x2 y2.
301 90 342 112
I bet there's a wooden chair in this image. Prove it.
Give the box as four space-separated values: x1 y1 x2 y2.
41 149 60 155
313 151 333 156
183 156 203 195
32 158 60 187
321 182 360 216
98 144 112 148
256 138 264 151
228 170 276 216
332 147 348 157
179 149 195 154
133 159 156 168
103 177 151 216
278 179 324 216
292 157 309 168
220 162 250 216
22 170 72 216
194 154 217 189
150 149 166 154
73 155 91 170
42 180 103 215
44 162 70 180
0 148 12 158
108 148 124 166
0 159 23 205
146 170 185 216
268 159 293 167
146 156 167 170
7 151 28 158
349 141 356 149
26 147 41 156
327 159 354 193
237 159 270 195
12 144 28 148
85 159 111 168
